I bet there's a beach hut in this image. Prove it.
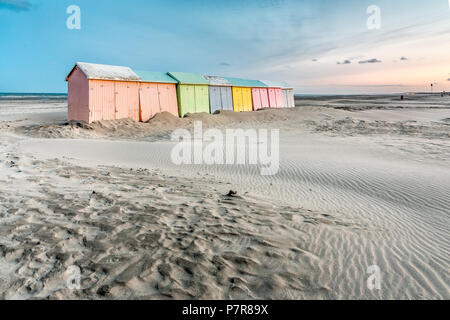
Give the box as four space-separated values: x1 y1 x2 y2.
224 77 267 112
281 82 296 108
259 81 283 109
251 86 270 111
262 80 295 108
203 75 233 114
66 62 141 123
167 72 210 117
134 70 179 121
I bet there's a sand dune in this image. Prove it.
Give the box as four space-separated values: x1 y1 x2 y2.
0 95 449 299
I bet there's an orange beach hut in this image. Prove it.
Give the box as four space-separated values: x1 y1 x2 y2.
66 62 141 123
134 70 179 121
66 62 181 123
66 62 140 123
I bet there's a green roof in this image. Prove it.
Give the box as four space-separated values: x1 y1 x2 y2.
134 70 178 84
223 77 267 88
167 72 209 85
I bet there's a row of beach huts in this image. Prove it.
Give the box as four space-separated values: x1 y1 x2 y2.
66 62 295 123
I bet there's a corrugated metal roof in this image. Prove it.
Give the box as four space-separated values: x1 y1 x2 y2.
134 70 178 84
223 77 267 88
203 75 232 86
66 62 140 81
167 72 209 85
261 80 293 89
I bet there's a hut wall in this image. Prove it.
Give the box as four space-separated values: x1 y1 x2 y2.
251 88 262 111
209 86 233 113
194 85 210 113
157 83 179 117
177 84 196 117
209 87 222 113
232 87 242 112
232 87 253 112
275 89 283 108
268 88 283 109
268 88 276 108
281 89 289 109
139 83 160 122
67 67 89 123
114 81 140 121
220 87 233 111
252 88 270 110
285 89 295 108
138 83 178 122
88 79 115 122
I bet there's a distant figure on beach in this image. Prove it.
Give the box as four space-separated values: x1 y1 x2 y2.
400 95 404 101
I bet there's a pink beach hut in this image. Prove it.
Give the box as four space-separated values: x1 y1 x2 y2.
262 80 295 108
251 86 270 111
261 81 284 109
66 62 141 123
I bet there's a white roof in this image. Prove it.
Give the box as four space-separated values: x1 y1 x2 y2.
261 80 293 89
203 75 232 86
66 62 140 81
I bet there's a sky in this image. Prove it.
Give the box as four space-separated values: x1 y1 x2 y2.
1 0 450 94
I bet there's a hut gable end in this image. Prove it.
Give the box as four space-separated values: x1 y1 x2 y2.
65 62 140 82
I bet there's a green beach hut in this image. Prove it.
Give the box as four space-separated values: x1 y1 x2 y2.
168 72 210 117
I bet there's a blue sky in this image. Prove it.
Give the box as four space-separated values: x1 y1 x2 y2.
1 0 449 93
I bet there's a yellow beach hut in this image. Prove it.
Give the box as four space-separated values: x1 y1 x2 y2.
224 77 268 112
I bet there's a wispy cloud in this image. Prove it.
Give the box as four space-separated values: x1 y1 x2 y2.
400 56 408 61
337 59 351 65
359 58 382 64
0 0 32 11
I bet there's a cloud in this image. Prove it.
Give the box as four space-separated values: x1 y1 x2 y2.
337 59 351 65
359 58 382 64
447 78 450 81
0 0 32 11
312 59 318 62
400 56 408 61
220 62 230 66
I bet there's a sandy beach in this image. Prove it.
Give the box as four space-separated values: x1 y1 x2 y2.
0 94 449 299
